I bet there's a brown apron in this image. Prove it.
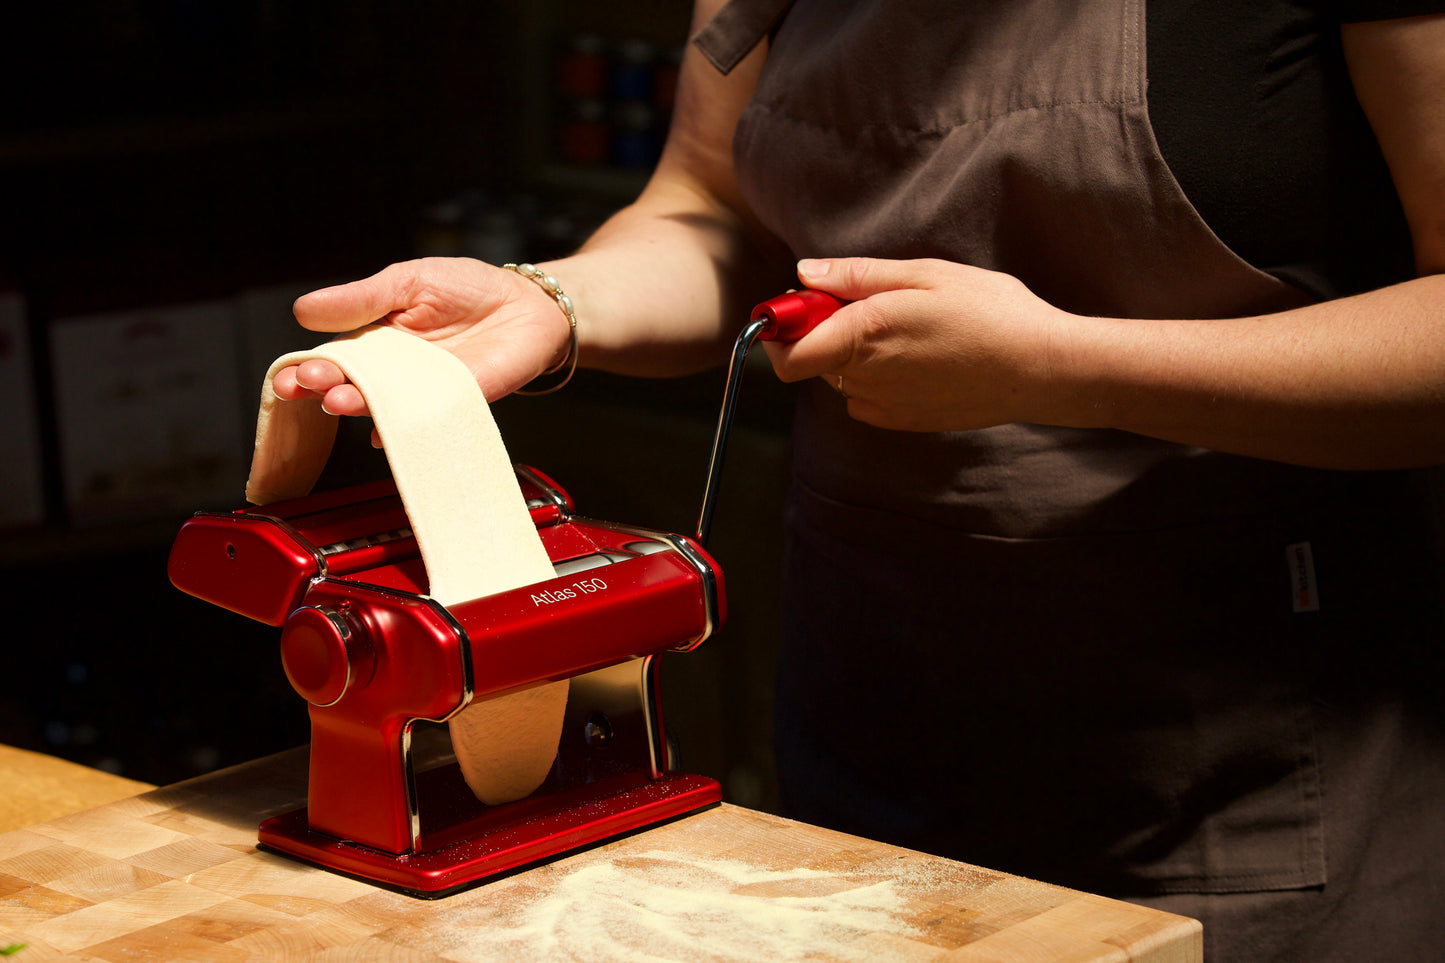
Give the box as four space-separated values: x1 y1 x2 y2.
696 1 1445 959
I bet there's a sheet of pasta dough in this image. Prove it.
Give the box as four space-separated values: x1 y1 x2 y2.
247 324 566 805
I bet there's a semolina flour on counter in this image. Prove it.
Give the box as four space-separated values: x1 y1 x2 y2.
423 850 930 962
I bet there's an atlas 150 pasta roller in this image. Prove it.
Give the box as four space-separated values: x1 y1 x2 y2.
167 288 842 896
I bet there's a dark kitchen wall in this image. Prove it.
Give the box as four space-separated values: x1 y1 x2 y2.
0 0 790 814
4 4 502 306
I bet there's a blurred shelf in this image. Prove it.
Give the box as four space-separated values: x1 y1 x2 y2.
0 100 385 167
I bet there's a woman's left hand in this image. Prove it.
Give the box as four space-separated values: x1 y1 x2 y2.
761 256 1076 432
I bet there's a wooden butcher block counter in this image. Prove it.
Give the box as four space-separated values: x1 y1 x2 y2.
0 746 1201 962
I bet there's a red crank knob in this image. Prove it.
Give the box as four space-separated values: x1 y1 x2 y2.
280 605 372 707
752 289 846 342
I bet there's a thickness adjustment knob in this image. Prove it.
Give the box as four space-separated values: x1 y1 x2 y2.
280 605 370 707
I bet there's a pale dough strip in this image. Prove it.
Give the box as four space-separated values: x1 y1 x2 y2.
247 323 567 805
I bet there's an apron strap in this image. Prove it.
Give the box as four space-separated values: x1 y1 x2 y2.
692 0 797 74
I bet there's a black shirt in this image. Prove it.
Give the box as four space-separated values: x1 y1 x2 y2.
1146 1 1443 298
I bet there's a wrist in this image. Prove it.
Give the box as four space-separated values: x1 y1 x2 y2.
1035 311 1129 432
503 262 579 395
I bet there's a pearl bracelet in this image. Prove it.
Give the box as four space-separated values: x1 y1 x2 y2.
504 262 580 395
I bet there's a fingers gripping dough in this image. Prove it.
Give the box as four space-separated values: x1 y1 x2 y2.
248 324 566 805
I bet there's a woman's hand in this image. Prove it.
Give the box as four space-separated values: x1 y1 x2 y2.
766 253 1445 470
762 256 1076 432
271 257 573 418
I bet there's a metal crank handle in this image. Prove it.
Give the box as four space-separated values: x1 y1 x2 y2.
695 289 847 545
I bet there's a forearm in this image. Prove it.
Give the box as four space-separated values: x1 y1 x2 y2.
537 177 790 378
1056 273 1445 469
1090 15 1445 470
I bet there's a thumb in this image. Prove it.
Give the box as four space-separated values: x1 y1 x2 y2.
796 256 921 301
292 263 416 333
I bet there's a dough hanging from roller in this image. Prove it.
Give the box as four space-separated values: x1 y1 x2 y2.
247 323 566 805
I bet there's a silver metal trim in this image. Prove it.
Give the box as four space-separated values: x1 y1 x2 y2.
426 597 477 722
636 655 665 774
401 722 421 848
515 464 572 518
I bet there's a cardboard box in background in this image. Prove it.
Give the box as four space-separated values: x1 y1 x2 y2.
0 291 46 529
50 300 248 524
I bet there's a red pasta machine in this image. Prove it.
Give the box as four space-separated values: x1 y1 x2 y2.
167 289 841 896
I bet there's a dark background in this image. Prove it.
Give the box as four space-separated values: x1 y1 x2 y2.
0 1 792 814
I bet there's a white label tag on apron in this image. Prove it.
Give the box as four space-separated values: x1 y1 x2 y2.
1287 541 1320 613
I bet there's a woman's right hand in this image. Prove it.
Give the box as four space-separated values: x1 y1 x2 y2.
271 256 574 418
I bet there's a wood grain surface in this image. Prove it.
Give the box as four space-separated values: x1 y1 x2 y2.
0 746 1201 962
0 746 154 835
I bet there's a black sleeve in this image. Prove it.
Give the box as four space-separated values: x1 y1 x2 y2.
1335 0 1445 22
